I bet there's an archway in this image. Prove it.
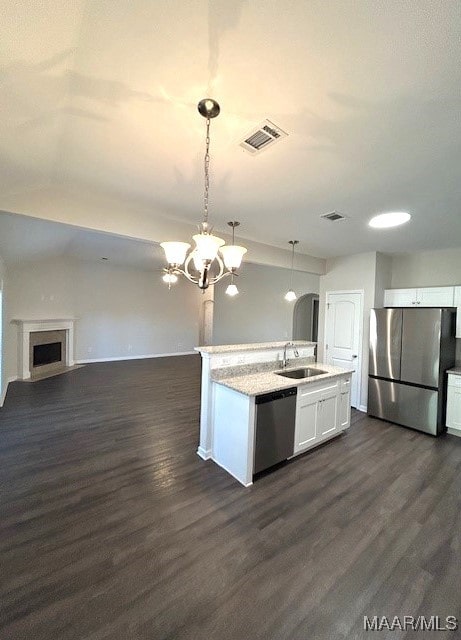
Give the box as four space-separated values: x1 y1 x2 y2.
292 293 319 342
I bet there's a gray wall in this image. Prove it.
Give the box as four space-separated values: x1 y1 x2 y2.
391 247 461 287
213 262 320 345
5 257 202 375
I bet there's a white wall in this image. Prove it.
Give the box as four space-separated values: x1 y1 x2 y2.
391 247 461 288
318 252 381 411
6 257 202 373
213 262 320 345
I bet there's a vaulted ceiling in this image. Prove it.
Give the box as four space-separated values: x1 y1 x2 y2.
2 0 461 259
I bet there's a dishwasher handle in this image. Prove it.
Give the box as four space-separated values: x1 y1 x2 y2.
255 387 297 405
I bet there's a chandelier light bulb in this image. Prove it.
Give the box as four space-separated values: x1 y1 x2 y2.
160 242 190 266
220 244 247 270
193 232 225 262
285 289 297 302
226 283 239 297
162 273 178 284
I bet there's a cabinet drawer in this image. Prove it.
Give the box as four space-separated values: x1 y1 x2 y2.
298 381 338 406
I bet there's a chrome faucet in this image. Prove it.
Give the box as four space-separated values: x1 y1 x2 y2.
282 342 299 368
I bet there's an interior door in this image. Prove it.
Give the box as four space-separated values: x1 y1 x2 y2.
325 292 363 408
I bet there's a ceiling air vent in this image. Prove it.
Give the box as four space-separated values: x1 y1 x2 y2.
240 120 288 155
320 211 347 222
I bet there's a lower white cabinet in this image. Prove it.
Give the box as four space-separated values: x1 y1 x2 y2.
294 376 350 454
446 374 461 434
339 378 351 429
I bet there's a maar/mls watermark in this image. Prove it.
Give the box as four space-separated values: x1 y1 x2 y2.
364 615 458 632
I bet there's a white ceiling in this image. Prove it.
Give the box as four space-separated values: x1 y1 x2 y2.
0 212 165 271
1 0 461 259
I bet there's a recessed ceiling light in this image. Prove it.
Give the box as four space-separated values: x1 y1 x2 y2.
369 212 411 228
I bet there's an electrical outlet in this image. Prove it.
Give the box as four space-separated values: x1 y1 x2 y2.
87 346 93 353
128 344 133 352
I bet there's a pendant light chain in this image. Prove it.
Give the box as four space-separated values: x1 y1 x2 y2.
203 117 211 226
290 241 295 289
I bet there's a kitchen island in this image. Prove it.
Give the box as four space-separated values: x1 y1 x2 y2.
196 342 353 486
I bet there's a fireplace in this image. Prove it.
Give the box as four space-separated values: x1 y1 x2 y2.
33 342 62 367
29 330 67 378
12 319 76 380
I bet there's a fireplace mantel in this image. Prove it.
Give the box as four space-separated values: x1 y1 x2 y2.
12 319 76 380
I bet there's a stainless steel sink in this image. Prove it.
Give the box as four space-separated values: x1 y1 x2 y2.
275 367 327 379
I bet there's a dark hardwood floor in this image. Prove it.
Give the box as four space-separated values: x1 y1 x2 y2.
1 355 461 639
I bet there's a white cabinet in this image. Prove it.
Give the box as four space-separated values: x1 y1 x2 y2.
339 378 351 430
384 289 417 307
384 287 454 308
294 376 350 454
318 385 338 438
295 387 319 452
418 287 454 307
455 287 461 338
446 374 461 434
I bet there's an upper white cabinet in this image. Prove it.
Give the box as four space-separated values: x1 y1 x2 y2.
384 286 454 308
384 289 417 307
418 287 454 307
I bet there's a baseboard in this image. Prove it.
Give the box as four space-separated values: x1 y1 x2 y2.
75 351 196 364
211 456 253 487
197 446 212 460
0 376 18 407
358 404 367 413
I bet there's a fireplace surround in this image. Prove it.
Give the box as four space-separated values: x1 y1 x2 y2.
12 319 76 380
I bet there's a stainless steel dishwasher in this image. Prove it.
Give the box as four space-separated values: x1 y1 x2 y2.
254 387 297 475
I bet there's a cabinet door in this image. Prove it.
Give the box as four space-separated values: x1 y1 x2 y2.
318 387 338 438
454 287 461 339
446 380 461 431
339 389 351 430
417 287 454 307
384 289 417 307
294 395 318 453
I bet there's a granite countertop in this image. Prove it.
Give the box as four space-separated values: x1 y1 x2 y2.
448 367 461 376
212 362 354 396
195 341 316 355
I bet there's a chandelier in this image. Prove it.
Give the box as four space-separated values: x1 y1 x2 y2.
161 98 247 292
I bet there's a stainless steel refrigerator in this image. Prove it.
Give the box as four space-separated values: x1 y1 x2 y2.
368 308 456 435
